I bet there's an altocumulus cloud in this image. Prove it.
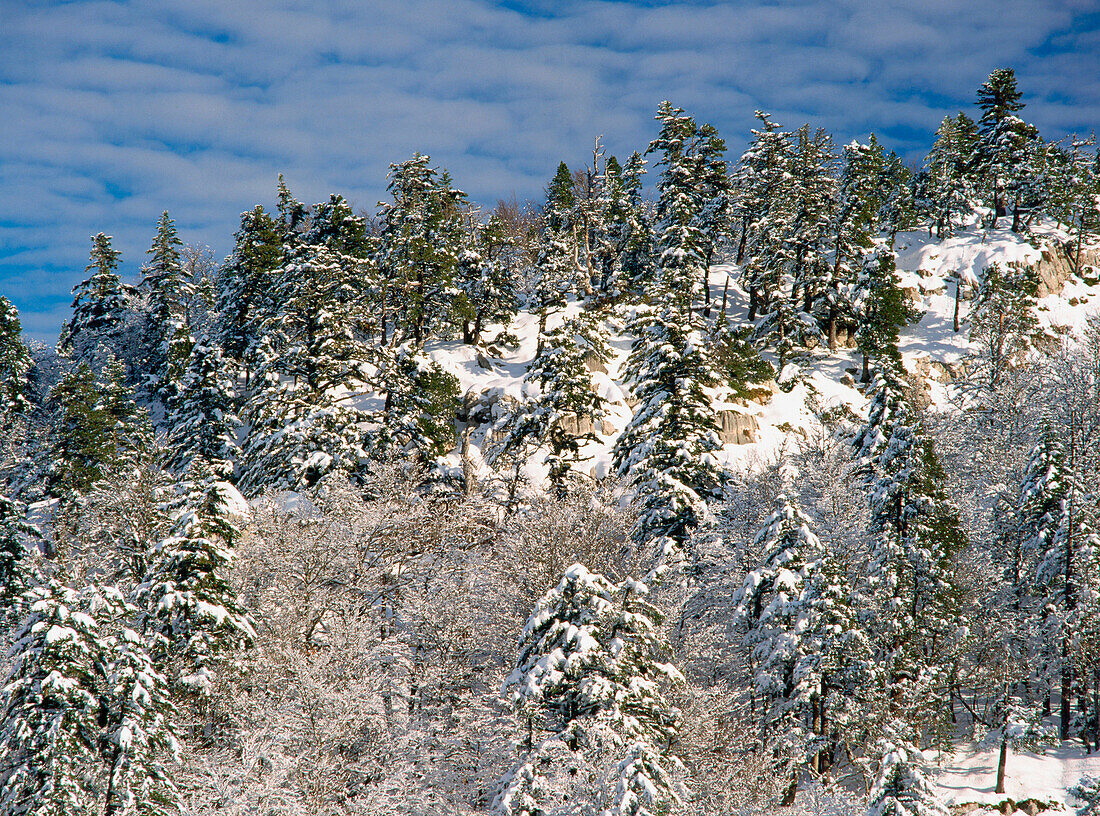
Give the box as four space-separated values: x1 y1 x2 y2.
1 0 1098 340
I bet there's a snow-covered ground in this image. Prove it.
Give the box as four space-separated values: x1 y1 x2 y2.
417 214 1100 489
930 742 1100 811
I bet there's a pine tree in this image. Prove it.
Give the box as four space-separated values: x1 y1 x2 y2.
239 242 373 493
976 68 1036 229
967 262 1040 395
45 360 150 499
735 112 796 321
101 627 180 816
854 366 965 720
493 313 610 495
372 344 461 467
137 469 254 696
455 214 519 345
1017 428 1099 740
853 248 912 382
0 297 33 428
497 564 684 816
617 152 656 295
0 495 39 626
866 743 949 816
139 211 192 402
923 114 978 238
59 234 137 369
214 205 283 390
613 306 724 570
377 155 467 345
164 339 242 479
733 494 823 763
0 581 122 816
647 100 709 315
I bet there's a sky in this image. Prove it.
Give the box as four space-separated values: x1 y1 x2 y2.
2 0 1099 342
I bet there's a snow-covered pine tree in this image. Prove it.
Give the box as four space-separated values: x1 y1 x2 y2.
530 227 575 355
0 581 123 816
853 366 965 729
45 358 150 499
371 343 461 470
59 233 138 370
787 125 837 319
455 213 519 345
493 313 610 495
967 262 1041 396
101 626 180 816
613 304 724 571
164 339 242 479
735 111 795 321
376 155 467 345
975 68 1028 228
733 494 823 780
0 494 38 626
137 466 254 697
0 297 33 429
214 204 283 394
239 241 373 493
496 564 684 816
923 114 978 238
853 247 913 382
616 152 656 296
647 100 709 315
1017 425 1100 740
139 211 192 404
866 743 949 816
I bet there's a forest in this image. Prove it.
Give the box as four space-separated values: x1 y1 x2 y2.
1 66 1100 815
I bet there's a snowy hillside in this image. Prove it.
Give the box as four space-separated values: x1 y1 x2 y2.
420 213 1100 488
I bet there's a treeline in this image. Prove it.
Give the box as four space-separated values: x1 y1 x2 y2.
0 68 1097 815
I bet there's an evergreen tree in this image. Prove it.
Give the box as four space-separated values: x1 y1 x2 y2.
164 339 242 479
866 743 949 816
139 211 191 402
854 367 965 722
372 344 461 467
497 564 684 816
0 581 122 816
377 155 467 345
59 234 137 369
45 360 150 499
493 313 610 495
214 205 283 389
1017 429 1099 739
853 248 912 382
0 298 33 428
647 100 709 315
613 305 724 570
967 263 1040 395
976 68 1035 229
0 495 39 626
136 469 254 696
102 627 179 816
455 214 519 345
733 495 823 763
737 112 796 322
923 114 978 238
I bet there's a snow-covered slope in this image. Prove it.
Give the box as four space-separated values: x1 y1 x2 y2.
419 214 1100 489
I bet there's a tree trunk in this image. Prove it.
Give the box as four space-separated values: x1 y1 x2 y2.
748 288 758 321
954 278 962 333
827 303 837 351
862 352 870 383
996 737 1008 794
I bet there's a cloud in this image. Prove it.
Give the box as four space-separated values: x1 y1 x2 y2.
2 0 1098 341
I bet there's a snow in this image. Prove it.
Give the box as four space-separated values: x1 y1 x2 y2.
929 743 1100 812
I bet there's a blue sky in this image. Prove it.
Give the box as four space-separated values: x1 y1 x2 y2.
2 0 1099 342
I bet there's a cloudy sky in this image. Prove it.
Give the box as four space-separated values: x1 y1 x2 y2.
3 0 1099 341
